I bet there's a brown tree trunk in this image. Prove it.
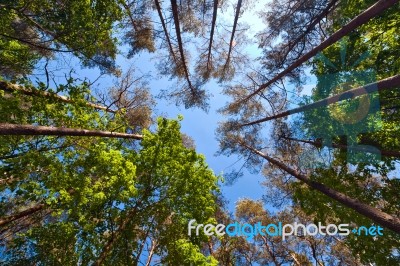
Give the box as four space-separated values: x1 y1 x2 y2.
234 0 399 106
154 0 180 68
170 0 196 94
94 206 139 266
241 74 400 126
0 123 143 139
0 203 45 227
276 0 339 69
0 189 76 228
282 136 400 158
222 0 242 73
0 81 116 113
241 142 400 233
206 0 219 71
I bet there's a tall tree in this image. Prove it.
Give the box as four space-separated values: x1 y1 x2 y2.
169 0 208 109
0 81 116 113
120 0 156 57
281 135 400 158
225 0 398 111
257 0 338 77
0 118 219 265
0 123 143 139
217 133 400 233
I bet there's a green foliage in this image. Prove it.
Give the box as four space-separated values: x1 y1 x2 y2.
0 79 219 264
293 2 400 264
291 162 400 264
0 0 123 76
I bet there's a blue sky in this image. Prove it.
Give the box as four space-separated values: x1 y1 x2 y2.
117 53 267 213
29 0 317 214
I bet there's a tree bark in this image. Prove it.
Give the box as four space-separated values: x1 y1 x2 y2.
94 206 139 266
0 123 143 139
170 0 196 94
206 0 219 71
241 142 400 234
222 0 242 73
234 0 399 106
282 136 400 158
241 74 400 126
154 0 180 67
0 203 45 227
275 0 339 69
0 81 116 113
145 239 157 266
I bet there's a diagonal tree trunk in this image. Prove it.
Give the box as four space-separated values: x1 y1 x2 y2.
282 136 400 158
0 188 76 229
240 141 400 233
145 239 157 266
0 203 45 227
0 123 143 139
206 0 219 72
233 0 399 107
275 0 339 69
0 81 116 113
221 0 242 75
170 0 196 94
93 208 137 266
241 74 400 126
154 0 180 68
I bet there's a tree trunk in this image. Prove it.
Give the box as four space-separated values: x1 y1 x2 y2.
154 0 180 68
0 123 143 139
0 203 45 227
94 206 139 266
206 0 219 71
283 136 400 157
276 0 339 69
0 81 116 113
241 74 400 126
241 142 400 233
234 0 399 106
170 0 196 94
222 0 242 74
145 239 157 266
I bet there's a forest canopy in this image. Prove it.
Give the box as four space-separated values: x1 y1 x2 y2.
0 0 399 265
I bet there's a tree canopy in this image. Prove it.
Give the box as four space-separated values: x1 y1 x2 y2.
1 0 399 264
